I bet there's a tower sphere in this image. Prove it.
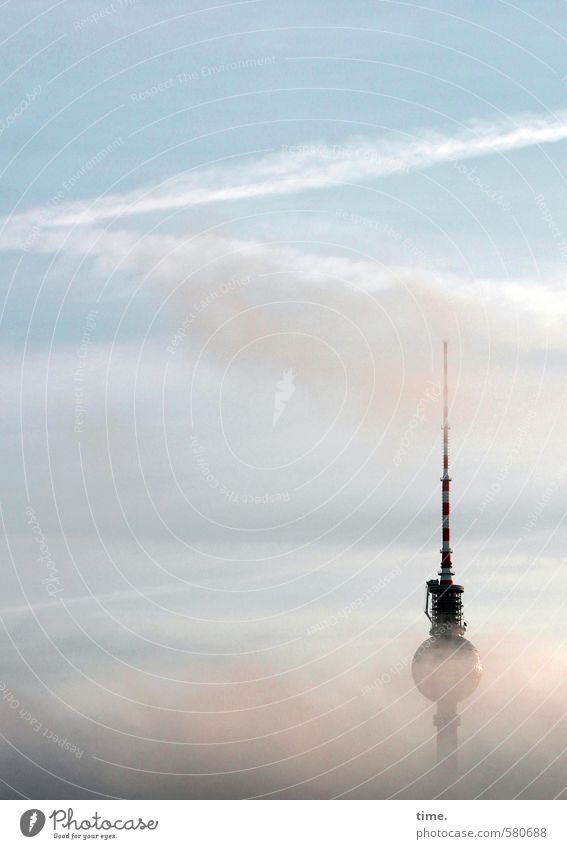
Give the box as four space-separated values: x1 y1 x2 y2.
412 635 482 704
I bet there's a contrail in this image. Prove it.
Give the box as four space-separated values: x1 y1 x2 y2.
3 108 567 243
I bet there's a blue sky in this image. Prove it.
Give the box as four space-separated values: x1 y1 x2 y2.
2 0 567 799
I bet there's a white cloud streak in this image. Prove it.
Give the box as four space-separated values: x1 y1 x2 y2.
2 108 567 250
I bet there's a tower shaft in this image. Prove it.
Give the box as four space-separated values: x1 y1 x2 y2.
434 697 460 779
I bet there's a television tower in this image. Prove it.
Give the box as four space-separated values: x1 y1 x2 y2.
412 341 482 781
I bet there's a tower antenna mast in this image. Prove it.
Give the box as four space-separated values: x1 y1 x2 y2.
440 340 453 586
413 341 482 785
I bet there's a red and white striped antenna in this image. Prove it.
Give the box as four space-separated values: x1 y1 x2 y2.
440 340 454 586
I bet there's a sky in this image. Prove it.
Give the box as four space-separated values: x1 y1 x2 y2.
2 0 567 799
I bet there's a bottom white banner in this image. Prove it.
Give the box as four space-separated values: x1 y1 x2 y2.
0 800 565 848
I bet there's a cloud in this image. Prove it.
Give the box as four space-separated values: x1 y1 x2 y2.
3 634 567 799
3 107 567 253
3 102 567 798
